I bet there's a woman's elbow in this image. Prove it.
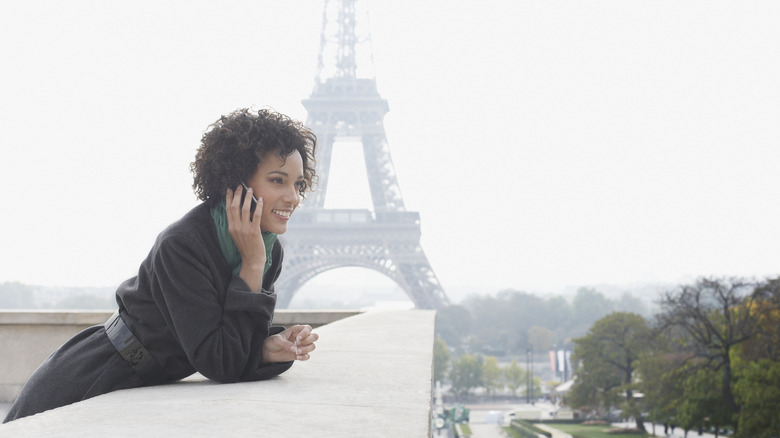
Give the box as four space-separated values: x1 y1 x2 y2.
190 352 250 383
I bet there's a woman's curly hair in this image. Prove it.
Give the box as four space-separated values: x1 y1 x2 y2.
191 108 317 205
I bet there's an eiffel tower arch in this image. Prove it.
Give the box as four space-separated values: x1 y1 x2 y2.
274 0 449 309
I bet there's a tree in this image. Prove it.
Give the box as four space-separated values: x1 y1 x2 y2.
525 375 542 400
732 358 780 437
615 292 648 316
542 295 574 340
570 288 614 338
731 277 780 437
656 277 764 433
571 312 651 431
482 356 502 397
636 334 687 429
677 367 733 435
437 289 643 359
433 336 451 384
0 282 35 308
463 293 521 355
464 290 572 357
55 294 115 309
435 305 473 349
503 359 525 397
528 325 553 352
449 353 484 399
740 277 780 363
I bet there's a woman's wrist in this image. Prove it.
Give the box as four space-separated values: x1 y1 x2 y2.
238 259 266 292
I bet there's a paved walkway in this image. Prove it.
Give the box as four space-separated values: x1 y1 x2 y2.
532 421 721 438
432 404 725 438
533 423 573 438
469 423 509 438
613 421 720 438
467 408 510 438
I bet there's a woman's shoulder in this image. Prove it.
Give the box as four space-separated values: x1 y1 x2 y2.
155 203 216 250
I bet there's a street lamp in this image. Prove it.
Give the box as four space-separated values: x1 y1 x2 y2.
526 349 530 404
530 351 534 403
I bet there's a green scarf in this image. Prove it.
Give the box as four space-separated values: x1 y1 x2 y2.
210 199 277 277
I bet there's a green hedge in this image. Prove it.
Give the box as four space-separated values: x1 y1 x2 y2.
510 420 552 438
537 418 585 424
453 423 472 437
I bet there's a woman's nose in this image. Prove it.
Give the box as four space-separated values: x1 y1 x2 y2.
285 185 300 205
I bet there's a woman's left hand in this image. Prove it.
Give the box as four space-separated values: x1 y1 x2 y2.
262 325 319 363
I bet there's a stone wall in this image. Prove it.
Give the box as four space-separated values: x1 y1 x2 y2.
0 310 436 437
0 309 359 402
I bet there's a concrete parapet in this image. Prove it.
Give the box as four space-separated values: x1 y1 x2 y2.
270 309 363 328
514 409 542 420
0 309 360 403
0 309 436 437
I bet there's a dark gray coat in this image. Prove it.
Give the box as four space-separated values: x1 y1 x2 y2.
5 203 292 422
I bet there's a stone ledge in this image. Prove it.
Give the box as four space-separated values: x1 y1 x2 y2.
0 309 361 328
0 310 436 437
0 309 362 403
0 310 114 325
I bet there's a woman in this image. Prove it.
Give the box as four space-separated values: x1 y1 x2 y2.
4 108 319 422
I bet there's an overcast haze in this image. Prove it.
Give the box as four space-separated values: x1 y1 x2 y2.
1 0 779 302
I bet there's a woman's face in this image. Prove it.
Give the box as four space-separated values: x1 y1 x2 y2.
245 150 304 234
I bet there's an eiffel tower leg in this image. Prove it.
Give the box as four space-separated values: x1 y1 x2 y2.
274 221 449 310
397 259 450 310
384 237 449 310
305 116 335 209
362 133 405 212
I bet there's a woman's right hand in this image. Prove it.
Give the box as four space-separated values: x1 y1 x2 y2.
262 325 319 363
226 186 265 292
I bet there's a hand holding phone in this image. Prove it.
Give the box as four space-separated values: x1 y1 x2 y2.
226 184 265 292
240 181 259 218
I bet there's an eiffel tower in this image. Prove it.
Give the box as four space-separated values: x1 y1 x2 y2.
274 0 449 310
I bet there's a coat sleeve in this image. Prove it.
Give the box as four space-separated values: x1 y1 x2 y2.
149 232 292 383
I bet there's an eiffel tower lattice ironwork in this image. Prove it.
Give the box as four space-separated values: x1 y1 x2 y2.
274 0 449 309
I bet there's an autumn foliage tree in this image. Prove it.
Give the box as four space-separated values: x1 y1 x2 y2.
731 278 780 437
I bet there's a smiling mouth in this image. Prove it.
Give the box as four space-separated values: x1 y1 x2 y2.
272 209 292 218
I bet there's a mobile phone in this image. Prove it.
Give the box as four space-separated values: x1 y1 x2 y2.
240 182 258 217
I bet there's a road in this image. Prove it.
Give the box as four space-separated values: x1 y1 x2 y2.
466 407 511 438
462 401 561 438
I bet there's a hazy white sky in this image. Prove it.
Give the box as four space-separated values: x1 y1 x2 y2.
1 0 779 301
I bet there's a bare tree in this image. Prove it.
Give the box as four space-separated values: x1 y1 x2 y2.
656 277 763 429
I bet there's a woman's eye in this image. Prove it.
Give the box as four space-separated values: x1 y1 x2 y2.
270 178 283 184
